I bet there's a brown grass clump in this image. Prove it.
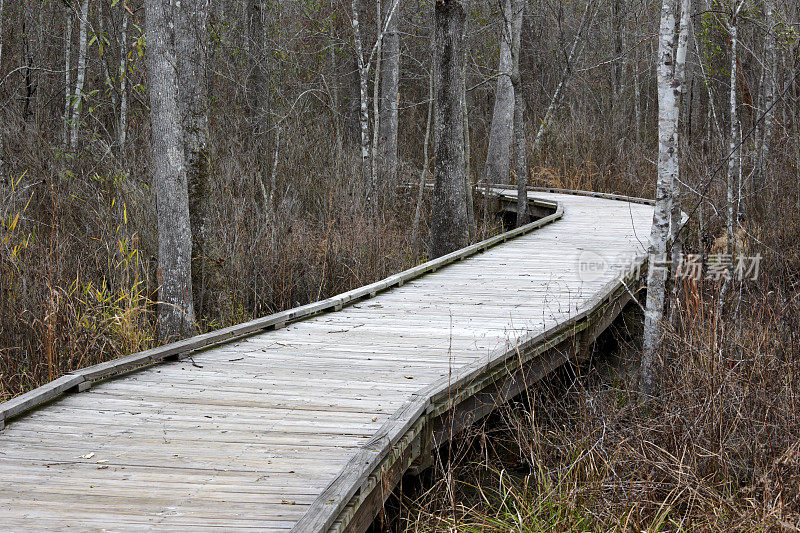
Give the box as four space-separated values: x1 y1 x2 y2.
399 249 800 531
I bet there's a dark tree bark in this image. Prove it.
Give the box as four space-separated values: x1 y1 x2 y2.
430 0 469 258
145 0 196 340
175 0 211 316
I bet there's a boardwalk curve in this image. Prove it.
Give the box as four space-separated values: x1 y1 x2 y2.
0 190 654 531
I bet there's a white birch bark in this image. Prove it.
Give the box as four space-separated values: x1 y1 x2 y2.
70 0 89 152
370 0 383 204
145 0 196 340
721 2 745 303
351 0 373 208
640 0 678 396
63 11 73 152
118 4 129 147
482 0 515 187
430 0 469 258
669 0 691 316
350 0 399 211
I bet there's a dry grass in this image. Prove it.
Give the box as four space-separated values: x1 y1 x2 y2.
397 223 800 531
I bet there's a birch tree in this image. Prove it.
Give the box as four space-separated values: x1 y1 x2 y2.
482 0 516 188
69 0 89 152
63 8 73 152
430 0 469 258
145 0 196 340
640 0 680 395
175 0 212 315
669 0 691 315
351 0 399 210
720 0 746 303
118 4 129 148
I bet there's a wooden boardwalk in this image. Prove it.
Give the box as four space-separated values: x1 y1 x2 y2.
0 190 654 532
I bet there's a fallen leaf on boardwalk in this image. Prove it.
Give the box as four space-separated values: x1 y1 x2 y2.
77 452 95 459
281 499 296 505
405 375 414 379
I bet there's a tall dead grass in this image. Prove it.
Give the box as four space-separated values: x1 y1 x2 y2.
400 226 800 531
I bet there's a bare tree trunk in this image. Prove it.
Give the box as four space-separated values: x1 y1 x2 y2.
721 2 744 305
482 0 515 188
754 0 776 198
430 0 469 258
145 0 196 340
669 0 691 321
351 0 373 208
246 0 271 217
118 5 129 148
378 0 400 198
412 65 434 251
70 0 89 152
63 10 73 153
0 0 3 181
370 0 383 207
640 0 679 396
795 64 800 208
612 0 624 116
462 31 475 241
634 60 642 145
510 0 526 227
175 0 211 317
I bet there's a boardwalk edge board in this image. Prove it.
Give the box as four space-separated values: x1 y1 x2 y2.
0 195 562 428
290 263 648 533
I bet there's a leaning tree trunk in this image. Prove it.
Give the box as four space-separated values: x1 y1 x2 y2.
145 0 196 340
378 0 400 199
640 0 679 396
530 0 595 158
482 0 515 188
70 0 89 152
430 0 469 259
175 0 211 317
